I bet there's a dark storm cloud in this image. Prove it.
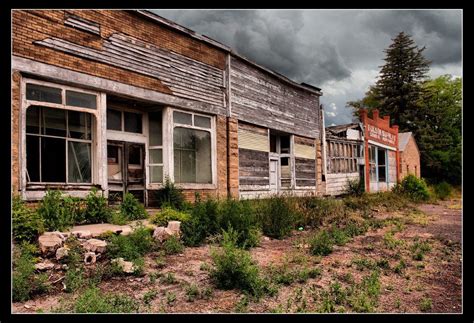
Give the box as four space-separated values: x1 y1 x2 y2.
151 9 462 125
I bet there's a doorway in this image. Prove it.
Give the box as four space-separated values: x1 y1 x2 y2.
107 141 145 203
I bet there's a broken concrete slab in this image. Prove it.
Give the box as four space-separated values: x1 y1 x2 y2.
38 233 63 255
71 230 92 239
167 221 181 236
84 252 97 265
55 247 69 261
34 260 55 271
111 257 136 274
83 239 107 253
153 226 174 243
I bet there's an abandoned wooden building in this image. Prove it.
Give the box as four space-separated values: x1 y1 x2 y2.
11 9 325 205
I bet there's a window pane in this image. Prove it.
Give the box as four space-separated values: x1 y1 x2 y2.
68 111 91 140
150 165 163 183
378 166 386 182
66 90 97 109
128 145 142 165
280 157 291 178
149 149 163 164
149 111 162 146
41 137 66 182
280 136 290 153
124 112 142 133
173 127 211 183
107 109 122 131
26 83 62 104
26 135 40 182
194 115 211 128
173 111 192 125
43 107 66 137
26 106 40 134
107 145 122 181
270 134 277 153
68 141 91 183
377 148 386 166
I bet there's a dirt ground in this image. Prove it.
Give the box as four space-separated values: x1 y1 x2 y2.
12 197 462 314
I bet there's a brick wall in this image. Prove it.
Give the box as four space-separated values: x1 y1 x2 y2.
400 136 421 178
11 71 21 194
227 117 239 198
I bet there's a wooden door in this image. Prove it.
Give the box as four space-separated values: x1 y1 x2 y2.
269 159 278 193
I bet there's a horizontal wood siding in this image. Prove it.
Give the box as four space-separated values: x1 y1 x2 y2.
325 173 360 196
230 57 320 138
238 148 269 189
35 33 226 110
295 157 316 187
294 143 315 159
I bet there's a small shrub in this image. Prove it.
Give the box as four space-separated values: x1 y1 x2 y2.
150 207 190 226
330 226 350 246
143 290 158 305
83 188 111 224
395 175 430 202
155 177 186 210
74 287 139 313
383 232 403 250
107 225 154 261
218 198 260 248
160 272 177 284
162 235 184 255
297 197 345 228
345 179 365 197
12 196 44 242
209 228 267 297
309 230 334 256
185 284 200 302
107 209 128 225
434 182 452 200
234 295 249 313
181 198 220 246
256 195 298 239
393 259 407 274
37 190 75 231
12 242 50 302
120 192 147 221
410 239 431 261
352 257 376 271
166 291 177 305
64 267 85 293
419 297 432 312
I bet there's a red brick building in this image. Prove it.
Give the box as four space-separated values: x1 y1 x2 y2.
398 132 421 179
11 10 325 205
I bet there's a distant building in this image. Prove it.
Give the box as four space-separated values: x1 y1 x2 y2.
398 132 421 179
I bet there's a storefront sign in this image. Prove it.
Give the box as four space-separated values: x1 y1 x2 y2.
367 124 396 145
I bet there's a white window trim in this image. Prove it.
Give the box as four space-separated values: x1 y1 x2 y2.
20 78 105 200
147 108 165 188
167 108 217 190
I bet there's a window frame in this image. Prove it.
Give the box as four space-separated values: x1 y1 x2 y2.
147 109 164 185
21 78 101 193
168 108 217 189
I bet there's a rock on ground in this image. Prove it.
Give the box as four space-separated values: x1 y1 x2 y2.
83 239 107 253
34 260 55 271
111 257 136 274
38 233 63 255
83 252 97 265
153 227 175 243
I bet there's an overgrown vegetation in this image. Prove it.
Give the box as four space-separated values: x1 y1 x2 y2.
345 179 365 197
106 225 155 261
150 207 190 226
120 192 148 221
12 242 50 302
433 181 453 200
181 197 220 247
73 287 139 313
153 176 188 210
12 196 44 242
36 190 76 231
394 175 431 202
255 195 299 239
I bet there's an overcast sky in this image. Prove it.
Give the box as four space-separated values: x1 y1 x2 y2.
152 9 462 126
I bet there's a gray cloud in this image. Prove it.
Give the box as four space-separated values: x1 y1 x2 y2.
152 9 462 125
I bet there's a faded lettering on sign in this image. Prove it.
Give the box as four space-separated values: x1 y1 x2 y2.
367 125 396 145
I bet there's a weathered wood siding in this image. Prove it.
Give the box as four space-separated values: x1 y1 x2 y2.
230 57 320 138
325 172 360 196
295 158 316 187
35 33 225 109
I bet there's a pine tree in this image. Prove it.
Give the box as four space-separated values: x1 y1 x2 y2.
372 32 431 129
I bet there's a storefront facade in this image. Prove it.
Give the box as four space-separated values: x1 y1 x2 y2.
359 109 399 192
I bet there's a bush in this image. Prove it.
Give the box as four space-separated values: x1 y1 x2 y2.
163 235 185 255
209 228 267 297
394 175 430 202
150 207 190 226
83 188 111 224
181 198 220 247
154 177 187 210
256 195 298 239
297 197 345 228
73 287 139 313
12 196 44 243
120 192 147 221
433 181 453 200
107 225 155 261
12 242 50 302
309 230 334 256
218 199 260 249
36 190 76 231
345 179 365 196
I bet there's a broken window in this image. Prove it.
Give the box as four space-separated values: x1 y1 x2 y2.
107 144 123 181
26 106 93 184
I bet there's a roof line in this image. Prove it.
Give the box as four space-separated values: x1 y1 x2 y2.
134 9 322 96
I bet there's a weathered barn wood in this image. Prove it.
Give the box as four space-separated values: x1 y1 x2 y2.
230 57 320 138
34 33 225 107
64 13 101 35
295 157 316 185
238 148 269 187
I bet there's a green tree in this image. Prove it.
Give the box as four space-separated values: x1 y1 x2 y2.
348 32 431 128
415 75 462 183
